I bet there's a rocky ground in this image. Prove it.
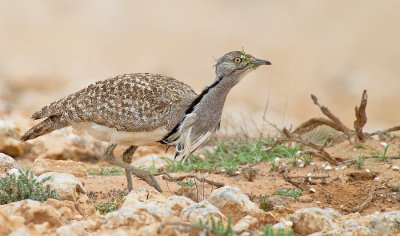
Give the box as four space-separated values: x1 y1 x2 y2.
0 109 400 236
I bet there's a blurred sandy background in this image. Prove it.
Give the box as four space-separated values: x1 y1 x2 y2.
0 0 399 133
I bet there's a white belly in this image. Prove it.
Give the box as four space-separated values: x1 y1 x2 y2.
72 122 168 146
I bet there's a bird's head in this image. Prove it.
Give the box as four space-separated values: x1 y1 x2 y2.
215 50 271 79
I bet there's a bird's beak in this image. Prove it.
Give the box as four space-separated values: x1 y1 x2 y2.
250 59 271 68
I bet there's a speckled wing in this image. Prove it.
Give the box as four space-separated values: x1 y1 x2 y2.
32 73 197 132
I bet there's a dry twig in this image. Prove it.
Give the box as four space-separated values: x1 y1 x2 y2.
162 173 224 188
352 189 375 213
311 94 351 135
354 90 368 142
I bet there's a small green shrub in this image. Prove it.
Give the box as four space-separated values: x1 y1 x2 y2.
195 216 234 236
260 225 293 236
95 190 127 214
164 137 303 173
0 169 57 204
274 188 303 198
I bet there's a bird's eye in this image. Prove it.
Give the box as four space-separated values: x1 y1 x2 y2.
234 57 242 63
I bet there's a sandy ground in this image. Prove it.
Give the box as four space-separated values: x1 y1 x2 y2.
78 139 400 217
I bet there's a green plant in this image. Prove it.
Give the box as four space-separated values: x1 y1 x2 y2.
261 194 273 212
354 143 392 161
87 167 125 176
274 188 303 198
260 225 293 236
0 169 57 204
354 154 366 169
164 137 303 173
195 216 234 236
177 180 196 187
95 190 128 214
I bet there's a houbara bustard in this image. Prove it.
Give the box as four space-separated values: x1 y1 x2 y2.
21 50 271 192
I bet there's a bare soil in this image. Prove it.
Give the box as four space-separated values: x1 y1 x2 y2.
78 139 400 217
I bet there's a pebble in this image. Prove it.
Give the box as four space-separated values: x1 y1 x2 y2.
341 166 346 170
365 169 371 173
391 165 399 171
325 165 332 170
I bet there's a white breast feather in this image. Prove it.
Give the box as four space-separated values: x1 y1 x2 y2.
72 122 168 146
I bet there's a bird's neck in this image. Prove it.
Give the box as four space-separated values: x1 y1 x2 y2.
162 74 237 144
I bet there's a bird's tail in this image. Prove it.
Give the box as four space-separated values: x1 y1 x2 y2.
20 116 67 141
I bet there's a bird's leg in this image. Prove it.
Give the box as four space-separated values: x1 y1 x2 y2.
122 145 138 192
103 143 162 193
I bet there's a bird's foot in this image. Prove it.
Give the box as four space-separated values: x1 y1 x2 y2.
103 144 162 193
122 146 138 192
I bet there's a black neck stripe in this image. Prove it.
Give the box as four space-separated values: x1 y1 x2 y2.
161 75 223 142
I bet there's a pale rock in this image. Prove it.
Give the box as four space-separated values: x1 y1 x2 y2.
9 227 32 236
369 211 400 234
0 153 24 174
309 226 371 236
391 165 399 171
0 137 23 157
32 159 87 177
101 208 156 229
45 194 96 219
273 220 293 233
137 222 161 235
209 186 276 224
1 200 62 228
7 168 24 177
0 210 24 235
121 187 168 206
37 172 85 201
166 195 195 216
181 200 226 223
131 154 173 172
56 219 99 236
292 208 341 235
233 215 259 231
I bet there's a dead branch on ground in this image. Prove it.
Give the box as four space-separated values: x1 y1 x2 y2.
354 90 368 142
161 173 224 188
352 188 375 213
277 128 340 165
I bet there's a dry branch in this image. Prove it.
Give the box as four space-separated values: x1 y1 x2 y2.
279 169 305 190
354 90 368 142
293 118 344 135
311 94 351 135
162 173 224 188
370 125 400 136
281 128 339 165
352 190 375 213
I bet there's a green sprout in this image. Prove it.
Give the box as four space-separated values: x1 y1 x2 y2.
241 47 253 69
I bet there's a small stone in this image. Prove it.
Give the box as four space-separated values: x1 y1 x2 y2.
181 200 226 223
233 215 259 231
391 165 399 171
209 186 276 225
32 159 87 177
37 172 85 201
292 208 341 235
309 188 316 193
0 153 25 174
365 169 370 173
324 165 332 170
316 201 321 204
